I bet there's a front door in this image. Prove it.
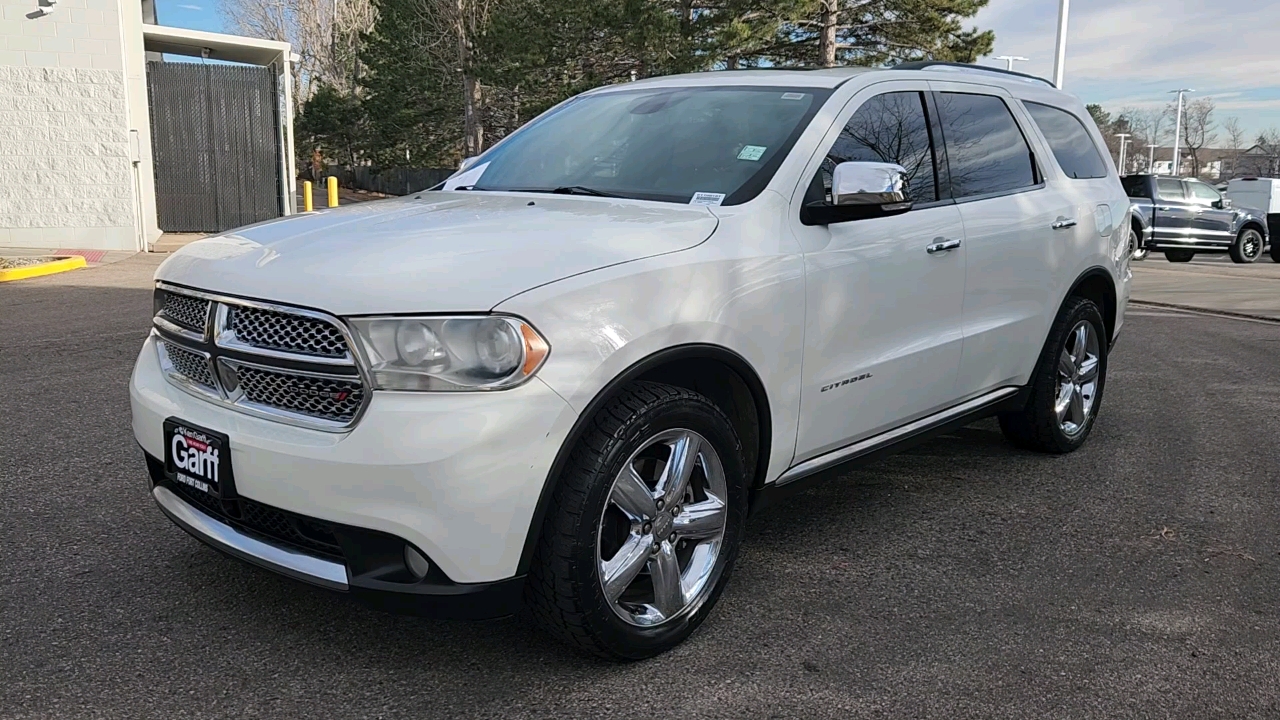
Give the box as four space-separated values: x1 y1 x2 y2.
1184 179 1237 241
790 83 966 463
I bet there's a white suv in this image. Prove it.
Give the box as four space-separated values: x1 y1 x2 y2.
131 63 1131 659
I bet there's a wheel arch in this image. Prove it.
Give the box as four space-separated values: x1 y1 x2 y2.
1239 220 1267 240
515 343 772 575
1065 267 1118 344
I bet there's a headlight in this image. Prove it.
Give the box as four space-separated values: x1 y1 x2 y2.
348 316 549 391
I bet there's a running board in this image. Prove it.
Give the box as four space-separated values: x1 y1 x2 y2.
752 386 1024 514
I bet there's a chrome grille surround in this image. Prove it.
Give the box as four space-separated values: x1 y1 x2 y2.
151 282 369 432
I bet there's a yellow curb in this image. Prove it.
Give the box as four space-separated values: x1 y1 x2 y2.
0 255 88 282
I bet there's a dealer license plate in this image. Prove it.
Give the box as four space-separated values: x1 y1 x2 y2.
163 418 232 498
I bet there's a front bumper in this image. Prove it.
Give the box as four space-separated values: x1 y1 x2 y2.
130 334 579 611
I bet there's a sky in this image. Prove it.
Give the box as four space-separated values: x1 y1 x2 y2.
974 0 1280 143
154 0 1280 146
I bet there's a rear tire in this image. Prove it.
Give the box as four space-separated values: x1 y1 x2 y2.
1230 227 1264 263
999 297 1108 454
1129 224 1148 261
1165 250 1195 263
526 381 748 660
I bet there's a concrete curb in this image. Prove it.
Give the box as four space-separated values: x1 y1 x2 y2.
0 255 88 282
1129 300 1280 325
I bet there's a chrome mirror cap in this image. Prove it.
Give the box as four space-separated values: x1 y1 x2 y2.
831 161 910 206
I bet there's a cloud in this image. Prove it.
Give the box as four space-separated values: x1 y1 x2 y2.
176 3 202 9
975 0 1280 134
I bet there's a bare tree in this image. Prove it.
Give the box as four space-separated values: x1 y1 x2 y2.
1123 107 1169 171
222 0 376 110
1182 97 1217 178
1223 116 1246 149
819 0 838 67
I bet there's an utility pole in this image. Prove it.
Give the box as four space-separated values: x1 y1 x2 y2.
1147 144 1159 173
1116 133 1131 174
1169 88 1193 176
994 55 1029 72
1052 0 1070 87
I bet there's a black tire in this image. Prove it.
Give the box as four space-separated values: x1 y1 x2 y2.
1165 250 1195 263
525 381 748 660
998 297 1108 454
1229 226 1264 264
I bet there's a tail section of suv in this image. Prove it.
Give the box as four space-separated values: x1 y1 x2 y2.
130 63 1130 659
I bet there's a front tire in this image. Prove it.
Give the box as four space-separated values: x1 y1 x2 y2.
526 381 748 660
999 297 1108 454
1230 227 1264 263
1165 250 1195 263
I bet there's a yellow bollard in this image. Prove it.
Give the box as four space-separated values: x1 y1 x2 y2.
326 176 339 208
302 180 313 212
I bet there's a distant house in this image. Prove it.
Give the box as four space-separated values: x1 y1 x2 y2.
1132 147 1265 181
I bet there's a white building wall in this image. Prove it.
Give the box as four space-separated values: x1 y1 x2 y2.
0 0 153 250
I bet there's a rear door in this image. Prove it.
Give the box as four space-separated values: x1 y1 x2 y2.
1184 179 1236 241
929 83 1067 397
1152 178 1196 244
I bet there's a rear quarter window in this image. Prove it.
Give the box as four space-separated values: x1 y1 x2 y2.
1023 102 1110 180
1121 176 1150 198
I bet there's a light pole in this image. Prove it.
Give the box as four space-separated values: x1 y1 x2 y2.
1052 0 1070 87
1169 88 1193 176
1147 143 1159 173
1116 133 1131 174
994 55 1029 72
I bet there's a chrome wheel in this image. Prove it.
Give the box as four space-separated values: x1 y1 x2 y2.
1056 320 1100 436
1241 229 1263 260
597 429 728 627
1129 227 1148 261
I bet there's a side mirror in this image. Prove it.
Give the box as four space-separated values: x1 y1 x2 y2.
801 161 914 226
1216 198 1232 209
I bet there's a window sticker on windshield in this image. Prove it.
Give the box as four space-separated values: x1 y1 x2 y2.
781 92 806 100
442 162 489 190
737 145 767 162
690 192 726 206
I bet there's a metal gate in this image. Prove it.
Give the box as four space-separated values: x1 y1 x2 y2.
147 61 283 233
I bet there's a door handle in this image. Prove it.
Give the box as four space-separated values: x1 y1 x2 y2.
926 238 961 254
1052 217 1077 230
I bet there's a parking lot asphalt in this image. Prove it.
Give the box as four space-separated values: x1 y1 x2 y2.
1131 255 1280 319
3 254 1280 719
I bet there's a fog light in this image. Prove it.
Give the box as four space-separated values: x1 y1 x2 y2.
404 545 431 579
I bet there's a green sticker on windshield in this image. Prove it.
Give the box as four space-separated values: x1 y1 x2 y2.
738 145 767 162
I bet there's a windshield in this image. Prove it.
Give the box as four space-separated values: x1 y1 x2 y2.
459 86 831 206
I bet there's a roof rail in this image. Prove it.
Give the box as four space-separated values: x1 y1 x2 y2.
892 61 1057 88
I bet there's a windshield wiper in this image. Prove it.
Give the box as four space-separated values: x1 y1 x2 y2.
505 185 624 198
549 185 620 197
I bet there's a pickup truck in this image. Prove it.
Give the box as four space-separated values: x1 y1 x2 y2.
1123 173 1272 263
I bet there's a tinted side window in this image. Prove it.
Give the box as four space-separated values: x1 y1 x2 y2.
936 92 1038 198
1187 181 1219 203
814 91 939 204
1156 179 1185 199
1023 102 1109 179
1121 176 1150 198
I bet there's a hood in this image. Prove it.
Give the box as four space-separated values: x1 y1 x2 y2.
156 193 718 315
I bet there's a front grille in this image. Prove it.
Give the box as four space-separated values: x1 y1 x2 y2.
161 292 210 333
162 342 215 389
237 365 364 422
166 480 345 561
228 306 349 359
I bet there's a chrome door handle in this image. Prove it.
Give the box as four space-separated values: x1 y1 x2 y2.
926 238 961 254
1052 217 1077 230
